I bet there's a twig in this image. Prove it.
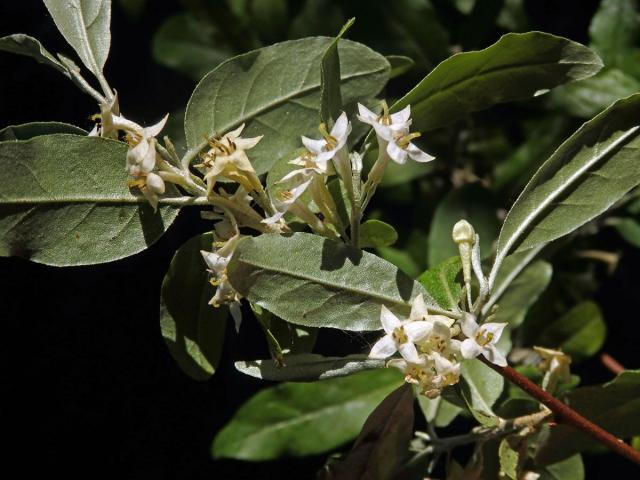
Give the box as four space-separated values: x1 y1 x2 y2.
480 357 640 466
601 353 625 375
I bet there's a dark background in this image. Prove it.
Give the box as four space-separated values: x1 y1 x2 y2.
1 1 638 478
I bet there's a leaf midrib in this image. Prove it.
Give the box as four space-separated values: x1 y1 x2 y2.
235 250 422 308
187 65 388 150
406 57 600 116
231 382 397 454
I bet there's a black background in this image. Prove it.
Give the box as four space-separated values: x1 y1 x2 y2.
1 1 638 478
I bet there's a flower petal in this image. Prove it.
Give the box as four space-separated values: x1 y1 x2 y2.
380 305 401 333
398 341 420 363
386 140 408 164
405 321 432 343
387 358 409 372
460 338 483 360
406 142 435 163
460 313 480 338
301 136 326 154
235 135 263 150
409 294 429 321
230 302 243 332
369 334 397 359
146 172 165 194
483 346 507 367
225 123 245 140
480 322 507 346
357 103 378 123
143 113 169 138
330 111 350 139
390 105 411 124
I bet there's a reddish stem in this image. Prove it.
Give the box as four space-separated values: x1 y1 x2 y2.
601 353 625 375
480 357 640 466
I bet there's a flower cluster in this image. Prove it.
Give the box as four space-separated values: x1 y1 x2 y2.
369 295 461 398
369 295 507 398
90 97 170 211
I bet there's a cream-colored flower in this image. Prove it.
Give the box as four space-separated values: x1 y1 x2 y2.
369 304 433 363
460 313 508 366
357 101 411 142
200 124 263 195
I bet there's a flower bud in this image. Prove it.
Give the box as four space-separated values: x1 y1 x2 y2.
452 219 475 245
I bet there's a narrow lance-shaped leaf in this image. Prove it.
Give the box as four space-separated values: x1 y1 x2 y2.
185 37 390 175
213 369 402 460
493 93 640 281
226 232 440 331
235 354 385 382
43 0 112 78
323 385 414 480
0 34 68 75
537 301 606 360
160 233 228 381
391 32 603 132
320 18 355 125
458 359 505 427
0 134 179 266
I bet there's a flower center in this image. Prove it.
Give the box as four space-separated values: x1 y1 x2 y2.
318 123 338 150
475 328 494 347
376 100 392 125
392 326 408 344
396 132 421 149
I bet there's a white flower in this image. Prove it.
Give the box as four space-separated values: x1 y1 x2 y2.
262 176 312 225
387 130 435 165
200 124 263 195
460 313 508 366
301 111 351 166
201 246 243 332
89 94 120 139
357 102 412 142
431 352 461 388
369 304 432 363
418 318 461 358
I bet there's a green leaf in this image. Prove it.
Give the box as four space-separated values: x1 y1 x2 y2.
459 359 504 426
320 18 355 125
612 217 640 247
537 301 606 360
323 385 414 480
589 0 640 68
43 0 111 78
537 455 584 480
185 37 390 175
428 183 499 267
494 116 571 193
391 32 602 132
152 13 232 81
160 233 227 381
0 122 86 141
0 134 179 266
550 68 640 118
387 55 415 79
418 257 462 311
227 233 437 331
235 354 385 382
418 395 463 428
0 34 67 75
498 437 520 480
377 245 422 278
213 368 402 460
537 370 640 464
495 94 640 265
489 257 552 329
359 219 398 248
268 317 318 355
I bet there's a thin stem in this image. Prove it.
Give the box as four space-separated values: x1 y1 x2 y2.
601 353 625 375
480 357 640 466
66 66 106 104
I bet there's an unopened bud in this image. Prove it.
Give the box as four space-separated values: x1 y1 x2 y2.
452 219 475 245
